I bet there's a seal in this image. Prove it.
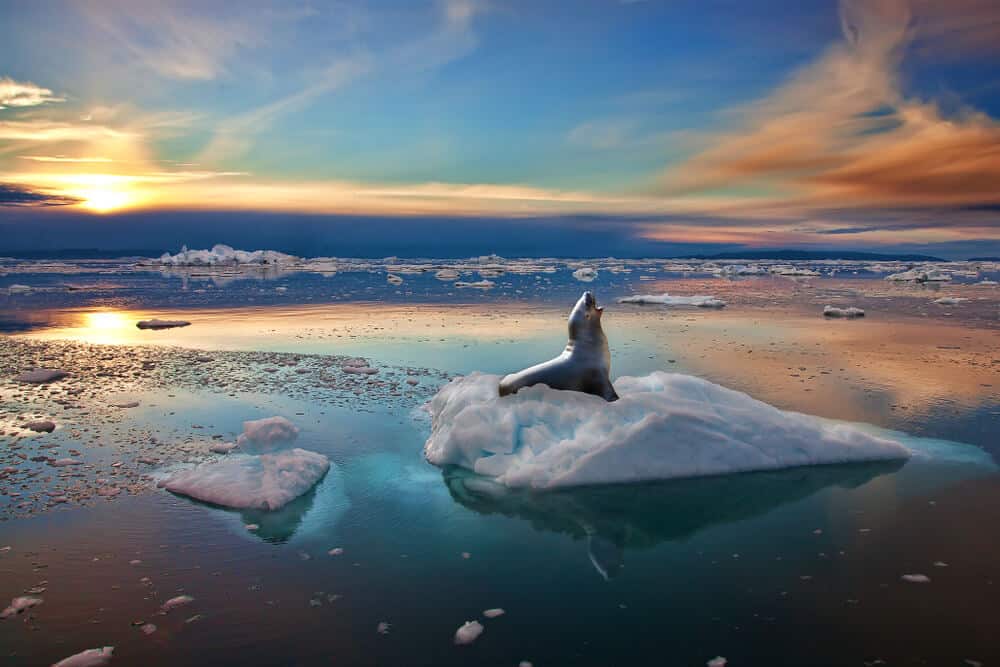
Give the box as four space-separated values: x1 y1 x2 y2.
499 291 619 401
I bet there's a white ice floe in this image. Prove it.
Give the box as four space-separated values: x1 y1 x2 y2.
109 399 140 408
454 280 495 289
618 293 726 308
572 267 598 282
424 372 911 489
5 284 32 294
15 368 68 383
823 305 865 318
435 269 460 280
454 620 484 645
136 319 191 330
387 273 404 285
209 442 238 454
1 595 42 619
161 595 195 612
707 657 727 667
482 608 505 618
52 647 114 667
933 297 968 305
51 458 82 467
236 416 299 450
157 244 296 267
886 268 951 282
901 574 931 583
162 449 330 510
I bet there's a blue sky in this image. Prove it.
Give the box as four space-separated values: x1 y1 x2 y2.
1 0 998 257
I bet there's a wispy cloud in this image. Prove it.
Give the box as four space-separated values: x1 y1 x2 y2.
0 76 64 109
658 0 1000 214
0 182 81 206
19 155 113 163
0 120 132 142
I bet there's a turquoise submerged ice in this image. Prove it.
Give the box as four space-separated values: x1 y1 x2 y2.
424 372 913 489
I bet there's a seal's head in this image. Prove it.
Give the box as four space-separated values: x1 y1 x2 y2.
568 291 604 341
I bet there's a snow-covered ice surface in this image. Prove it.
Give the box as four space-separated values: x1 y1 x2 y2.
236 416 300 451
425 372 911 489
823 305 865 318
51 647 114 667
162 448 330 511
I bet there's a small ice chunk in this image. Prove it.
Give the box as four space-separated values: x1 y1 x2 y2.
377 621 391 634
109 400 140 408
454 620 484 645
933 297 967 305
901 574 930 583
245 523 260 531
387 273 404 285
435 269 459 280
482 608 505 618
15 368 68 383
210 442 238 454
1 595 43 618
161 594 195 612
823 306 865 318
163 449 330 510
707 657 727 667
328 547 344 556
140 623 157 635
572 267 598 282
52 647 114 667
25 420 56 433
51 458 83 467
342 365 379 375
136 319 191 330
618 293 726 308
7 284 32 294
454 280 495 289
236 416 299 450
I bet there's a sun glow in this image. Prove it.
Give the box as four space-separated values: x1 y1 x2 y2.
85 311 129 330
81 187 131 212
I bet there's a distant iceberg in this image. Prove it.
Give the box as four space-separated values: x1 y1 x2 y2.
156 244 297 267
424 372 910 489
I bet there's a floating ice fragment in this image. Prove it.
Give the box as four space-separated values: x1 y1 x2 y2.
618 293 726 308
707 657 727 667
387 273 404 285
572 267 598 282
425 372 910 489
1 595 42 618
136 319 190 330
140 623 156 635
51 458 83 467
245 523 259 531
109 400 140 408
52 647 114 667
161 595 194 612
454 620 484 645
236 416 299 450
933 297 967 305
901 574 931 583
454 280 495 289
482 608 505 618
15 368 68 383
210 442 238 454
377 621 391 634
328 547 344 556
25 420 56 433
162 449 330 510
823 306 865 318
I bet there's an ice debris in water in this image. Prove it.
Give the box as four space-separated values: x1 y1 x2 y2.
707 657 728 667
572 267 598 282
933 297 967 305
1 595 43 618
136 319 191 330
823 305 865 318
454 620 484 645
25 420 56 433
161 595 195 612
235 416 299 450
424 372 911 489
15 368 68 383
618 293 726 308
454 280 495 289
157 244 296 266
387 273 404 285
377 621 391 634
901 574 931 583
162 449 330 510
482 608 505 618
52 647 115 667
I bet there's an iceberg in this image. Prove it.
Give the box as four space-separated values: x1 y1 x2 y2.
162 448 330 511
157 244 296 267
618 293 726 308
236 416 299 451
424 372 910 489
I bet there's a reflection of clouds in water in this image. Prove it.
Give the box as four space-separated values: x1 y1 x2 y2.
444 462 904 579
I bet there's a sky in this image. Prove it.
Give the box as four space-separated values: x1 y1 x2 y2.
1 0 998 258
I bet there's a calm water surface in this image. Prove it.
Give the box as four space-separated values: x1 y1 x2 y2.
1 262 998 666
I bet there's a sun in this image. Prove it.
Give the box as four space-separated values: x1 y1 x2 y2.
82 188 131 213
